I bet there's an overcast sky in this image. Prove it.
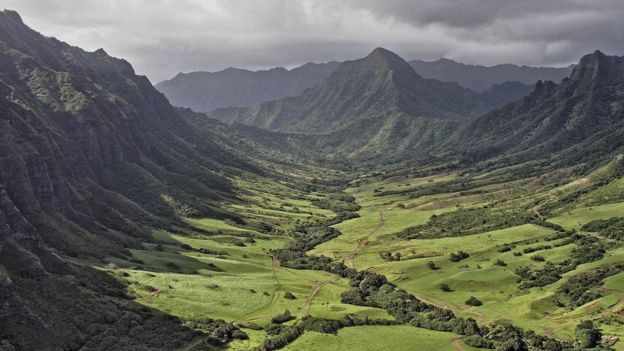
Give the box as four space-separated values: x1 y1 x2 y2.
4 0 624 82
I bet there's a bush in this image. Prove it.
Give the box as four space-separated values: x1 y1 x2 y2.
465 296 483 306
439 283 452 292
494 259 507 267
574 320 601 348
271 310 295 324
464 335 495 349
449 251 470 262
284 292 296 300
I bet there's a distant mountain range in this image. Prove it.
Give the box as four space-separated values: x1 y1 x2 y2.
156 55 571 113
408 58 573 92
210 48 492 132
208 48 623 163
156 62 339 112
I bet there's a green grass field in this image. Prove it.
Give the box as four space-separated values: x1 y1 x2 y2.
94 165 624 350
310 170 624 346
282 325 478 351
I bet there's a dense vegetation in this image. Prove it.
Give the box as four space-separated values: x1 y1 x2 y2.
515 234 607 288
558 263 624 308
397 206 535 239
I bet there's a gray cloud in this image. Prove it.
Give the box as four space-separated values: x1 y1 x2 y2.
3 0 623 82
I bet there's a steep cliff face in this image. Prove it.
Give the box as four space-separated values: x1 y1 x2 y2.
0 10 248 349
445 50 624 164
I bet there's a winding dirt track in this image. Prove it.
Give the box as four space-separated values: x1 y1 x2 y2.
532 177 590 219
233 255 283 323
301 279 335 315
451 338 466 351
345 210 384 269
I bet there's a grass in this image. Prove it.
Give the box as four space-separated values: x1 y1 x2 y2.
310 170 624 342
94 165 624 349
548 202 624 229
282 325 477 351
98 176 400 348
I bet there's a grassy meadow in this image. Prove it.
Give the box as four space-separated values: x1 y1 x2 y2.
91 159 623 350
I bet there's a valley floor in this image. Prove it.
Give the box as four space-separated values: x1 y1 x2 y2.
95 159 624 350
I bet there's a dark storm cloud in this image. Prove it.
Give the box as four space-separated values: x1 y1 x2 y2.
3 0 623 82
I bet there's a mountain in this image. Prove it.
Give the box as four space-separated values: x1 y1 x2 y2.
409 58 573 92
0 10 253 350
156 62 339 112
157 56 571 114
445 50 624 165
478 81 534 107
210 48 494 134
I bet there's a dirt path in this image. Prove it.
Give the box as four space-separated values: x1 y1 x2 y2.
532 177 590 219
146 288 161 299
177 336 208 351
451 338 466 351
345 210 384 269
606 294 624 313
301 279 335 315
233 255 282 323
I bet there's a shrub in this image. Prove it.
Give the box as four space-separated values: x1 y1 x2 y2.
494 259 507 267
465 296 483 306
284 292 296 300
426 261 439 270
271 310 295 324
449 251 470 262
574 320 601 348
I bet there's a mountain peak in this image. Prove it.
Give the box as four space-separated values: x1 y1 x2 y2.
367 47 397 57
0 9 23 23
365 47 404 64
360 47 416 75
571 50 623 82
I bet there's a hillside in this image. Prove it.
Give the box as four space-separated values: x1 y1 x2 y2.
409 57 572 92
0 10 257 350
156 62 339 112
446 50 624 165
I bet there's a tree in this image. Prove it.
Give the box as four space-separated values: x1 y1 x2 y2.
574 320 601 348
439 283 452 292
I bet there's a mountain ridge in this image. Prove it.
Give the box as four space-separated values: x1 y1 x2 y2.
156 61 339 112
408 57 573 92
209 47 494 133
0 9 253 349
444 50 624 165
